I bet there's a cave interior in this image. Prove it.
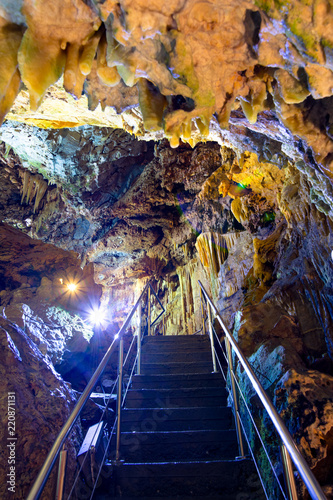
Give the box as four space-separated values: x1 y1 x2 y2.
1 0 333 499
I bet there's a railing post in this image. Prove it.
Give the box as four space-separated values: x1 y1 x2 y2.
147 285 151 336
207 303 217 373
199 288 206 336
225 336 245 458
55 445 67 500
281 444 299 500
115 337 124 463
137 301 142 375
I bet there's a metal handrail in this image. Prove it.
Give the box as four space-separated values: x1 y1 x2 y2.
198 280 327 500
27 280 153 500
211 321 288 498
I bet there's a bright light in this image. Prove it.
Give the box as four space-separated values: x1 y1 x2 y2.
114 333 119 340
67 283 77 292
88 306 107 327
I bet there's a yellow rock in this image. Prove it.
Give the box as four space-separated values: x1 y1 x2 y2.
96 35 121 87
275 69 310 104
64 43 80 93
169 134 180 148
0 21 23 98
79 29 102 76
0 21 23 123
137 78 166 131
0 68 21 125
231 197 248 224
18 29 66 111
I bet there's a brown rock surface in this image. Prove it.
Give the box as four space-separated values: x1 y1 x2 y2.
274 369 333 495
0 315 80 499
0 222 99 361
0 2 333 493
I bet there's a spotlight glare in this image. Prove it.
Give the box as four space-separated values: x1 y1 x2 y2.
67 283 77 292
89 306 107 327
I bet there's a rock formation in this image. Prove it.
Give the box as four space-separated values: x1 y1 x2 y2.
1 0 333 498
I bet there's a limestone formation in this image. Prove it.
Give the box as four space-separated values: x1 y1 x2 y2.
0 0 333 497
0 315 80 499
0 0 331 162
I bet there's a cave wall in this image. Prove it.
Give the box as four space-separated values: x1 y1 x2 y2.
0 0 333 494
1 116 333 495
0 222 105 497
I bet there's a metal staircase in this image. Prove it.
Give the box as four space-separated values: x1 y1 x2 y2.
26 281 327 500
105 334 264 499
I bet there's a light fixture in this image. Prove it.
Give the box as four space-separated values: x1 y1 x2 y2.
67 282 77 292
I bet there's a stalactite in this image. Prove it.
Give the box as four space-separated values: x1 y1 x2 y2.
195 232 228 278
20 171 48 213
33 177 48 213
177 266 187 335
195 231 247 300
223 232 244 250
175 260 199 336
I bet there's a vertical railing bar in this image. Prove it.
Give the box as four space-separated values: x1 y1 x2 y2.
230 364 288 498
137 300 142 375
66 375 119 499
199 287 206 336
147 286 151 336
207 303 218 373
55 445 67 500
281 444 299 500
225 336 245 458
237 413 271 500
88 418 118 500
148 283 165 313
115 338 124 462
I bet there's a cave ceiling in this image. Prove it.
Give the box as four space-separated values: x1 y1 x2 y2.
0 0 333 292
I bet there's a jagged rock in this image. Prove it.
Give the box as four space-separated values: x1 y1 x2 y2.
234 302 305 360
3 303 93 364
274 368 333 496
0 315 80 499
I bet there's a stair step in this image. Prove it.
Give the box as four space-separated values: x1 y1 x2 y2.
142 344 211 354
141 361 214 375
125 387 227 408
115 429 238 462
142 352 212 364
143 335 209 342
131 373 226 390
121 406 233 432
126 387 227 400
106 497 234 500
113 459 264 498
